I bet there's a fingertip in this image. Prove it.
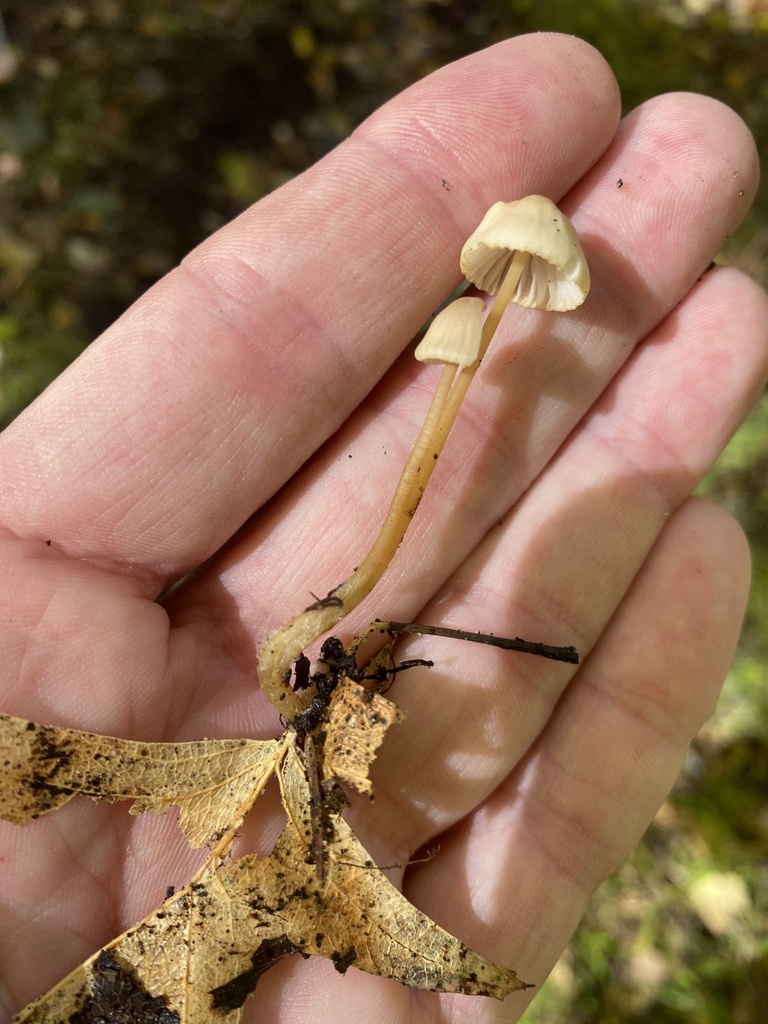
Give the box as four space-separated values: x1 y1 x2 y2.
674 493 752 618
354 32 622 219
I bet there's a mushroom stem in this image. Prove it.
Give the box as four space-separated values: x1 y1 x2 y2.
257 360 458 715
257 252 529 716
422 248 530 459
339 359 457 591
478 248 531 358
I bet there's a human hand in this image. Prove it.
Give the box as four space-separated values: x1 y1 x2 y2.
0 32 765 1023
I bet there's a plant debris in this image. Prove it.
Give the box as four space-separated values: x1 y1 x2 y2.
5 727 529 1023
0 716 283 848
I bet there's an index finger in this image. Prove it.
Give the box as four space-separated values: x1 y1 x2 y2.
0 35 620 585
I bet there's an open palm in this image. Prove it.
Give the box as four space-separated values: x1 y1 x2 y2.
1 33 766 1024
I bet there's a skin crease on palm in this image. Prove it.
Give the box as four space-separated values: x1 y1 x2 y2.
0 28 767 1023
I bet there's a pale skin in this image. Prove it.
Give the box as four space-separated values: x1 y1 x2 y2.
0 32 767 1023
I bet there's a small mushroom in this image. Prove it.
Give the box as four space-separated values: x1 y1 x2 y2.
414 296 485 367
457 195 590 373
461 195 589 312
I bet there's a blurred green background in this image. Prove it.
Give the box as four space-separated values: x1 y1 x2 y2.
0 1 766 1020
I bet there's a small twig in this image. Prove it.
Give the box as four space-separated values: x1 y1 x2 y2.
381 621 579 665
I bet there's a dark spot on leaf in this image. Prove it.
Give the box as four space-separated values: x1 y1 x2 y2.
331 947 357 974
209 935 304 1011
69 950 179 1023
30 729 73 780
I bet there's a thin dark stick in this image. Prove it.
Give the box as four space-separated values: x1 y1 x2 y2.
382 621 579 665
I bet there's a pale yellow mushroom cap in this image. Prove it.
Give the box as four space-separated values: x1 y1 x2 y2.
460 195 589 311
414 296 485 367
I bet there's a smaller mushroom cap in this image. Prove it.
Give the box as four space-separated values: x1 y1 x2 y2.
460 195 589 311
414 296 485 368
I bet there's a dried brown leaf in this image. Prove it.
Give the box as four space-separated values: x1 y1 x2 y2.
13 856 266 1024
0 713 283 847
14 744 526 1022
270 746 527 998
322 675 404 796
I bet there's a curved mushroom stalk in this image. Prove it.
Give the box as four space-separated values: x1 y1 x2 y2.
257 196 589 716
257 299 484 717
